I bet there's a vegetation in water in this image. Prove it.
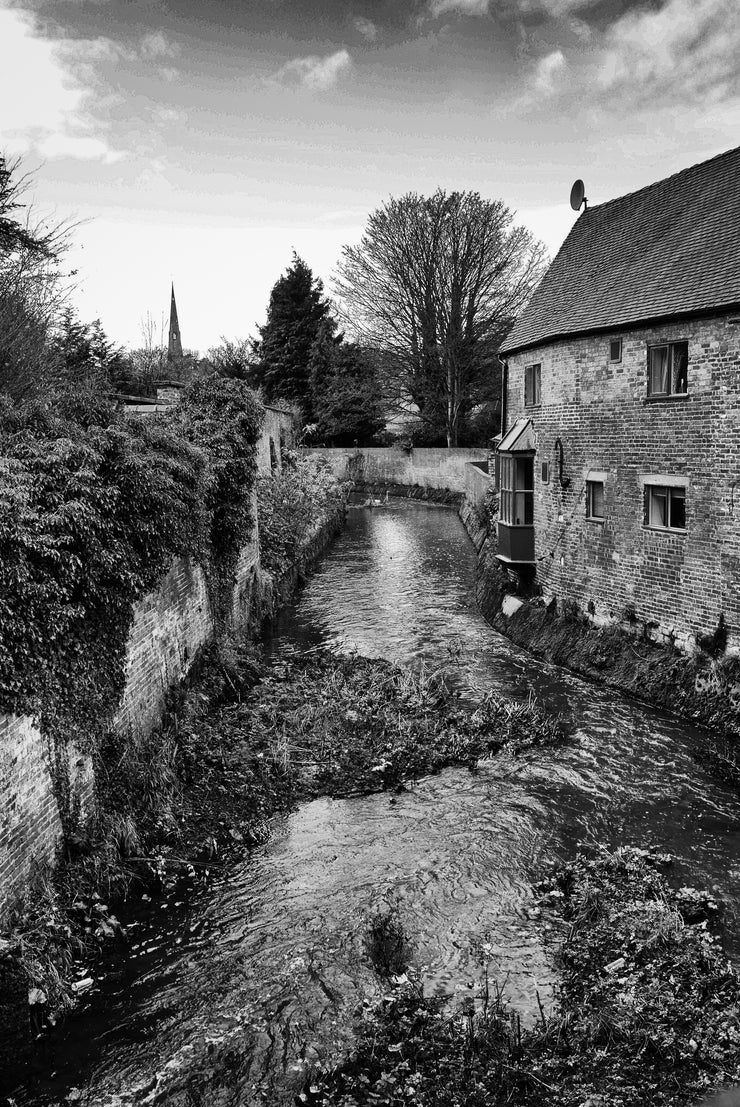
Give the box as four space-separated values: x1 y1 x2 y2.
304 848 740 1107
1 644 561 1038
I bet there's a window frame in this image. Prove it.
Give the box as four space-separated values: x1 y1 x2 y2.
585 479 605 522
524 363 541 407
643 483 687 533
499 452 534 527
646 340 689 398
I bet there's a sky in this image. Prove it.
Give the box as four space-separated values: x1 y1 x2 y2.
1 0 738 354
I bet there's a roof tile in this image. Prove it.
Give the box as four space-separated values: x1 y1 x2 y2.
502 146 740 355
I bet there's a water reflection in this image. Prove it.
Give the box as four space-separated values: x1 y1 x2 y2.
12 500 740 1107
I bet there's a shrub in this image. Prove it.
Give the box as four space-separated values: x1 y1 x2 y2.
257 449 346 576
0 377 264 766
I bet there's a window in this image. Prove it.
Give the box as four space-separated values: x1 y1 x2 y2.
541 460 550 484
609 339 622 362
500 453 534 526
644 484 686 531
524 364 541 406
586 480 605 520
647 341 688 396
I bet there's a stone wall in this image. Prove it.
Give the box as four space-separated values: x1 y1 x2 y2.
464 461 493 508
302 446 489 492
505 313 740 652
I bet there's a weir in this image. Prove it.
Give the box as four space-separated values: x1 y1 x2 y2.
9 497 740 1106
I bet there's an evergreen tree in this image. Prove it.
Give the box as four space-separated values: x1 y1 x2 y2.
50 310 126 390
252 253 334 420
309 328 385 446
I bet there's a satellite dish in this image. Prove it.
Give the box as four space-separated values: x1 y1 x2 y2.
570 179 587 212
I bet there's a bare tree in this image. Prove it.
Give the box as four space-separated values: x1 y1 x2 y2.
334 189 547 446
0 155 77 401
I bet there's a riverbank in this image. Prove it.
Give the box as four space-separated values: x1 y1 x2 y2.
352 480 463 506
306 846 739 1106
0 637 562 1084
459 499 740 761
0 498 347 1073
305 841 740 1102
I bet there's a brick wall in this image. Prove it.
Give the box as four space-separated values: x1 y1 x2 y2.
0 717 94 920
0 411 294 921
504 313 740 650
302 446 490 492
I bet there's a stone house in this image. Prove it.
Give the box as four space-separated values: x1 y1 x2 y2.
497 145 740 652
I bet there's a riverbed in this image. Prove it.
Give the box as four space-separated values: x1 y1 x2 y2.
9 500 740 1106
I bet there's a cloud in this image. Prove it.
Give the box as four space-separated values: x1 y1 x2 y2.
594 0 739 109
354 16 378 41
140 30 179 60
429 0 490 15
534 49 566 93
272 48 353 91
521 0 740 127
0 6 124 162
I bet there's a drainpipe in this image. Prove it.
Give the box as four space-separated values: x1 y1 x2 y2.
500 360 508 437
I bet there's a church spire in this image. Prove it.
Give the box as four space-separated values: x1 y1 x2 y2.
167 282 183 362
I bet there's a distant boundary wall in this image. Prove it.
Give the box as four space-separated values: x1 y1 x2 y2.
0 406 296 923
302 447 490 493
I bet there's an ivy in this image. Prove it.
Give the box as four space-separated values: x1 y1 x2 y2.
0 377 264 771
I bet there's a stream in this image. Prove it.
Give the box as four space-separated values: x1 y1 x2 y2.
7 499 740 1106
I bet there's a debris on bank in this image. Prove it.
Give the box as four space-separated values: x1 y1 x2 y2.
1 644 562 1055
305 847 740 1106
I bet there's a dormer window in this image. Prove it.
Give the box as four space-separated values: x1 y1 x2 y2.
647 341 688 397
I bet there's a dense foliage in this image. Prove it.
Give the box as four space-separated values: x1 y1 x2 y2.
307 848 740 1106
308 325 385 445
0 377 264 749
257 448 348 577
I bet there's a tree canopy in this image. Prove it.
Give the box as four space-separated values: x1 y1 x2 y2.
308 322 385 446
334 189 547 446
251 252 335 420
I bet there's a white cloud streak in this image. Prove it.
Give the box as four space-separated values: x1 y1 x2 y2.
428 0 490 15
0 6 124 162
272 48 353 91
534 49 566 93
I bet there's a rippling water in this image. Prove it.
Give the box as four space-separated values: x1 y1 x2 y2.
11 501 740 1106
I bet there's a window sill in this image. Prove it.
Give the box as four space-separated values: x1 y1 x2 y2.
644 393 689 404
643 525 687 535
586 517 605 524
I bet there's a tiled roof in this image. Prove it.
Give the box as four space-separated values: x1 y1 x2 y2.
501 146 740 355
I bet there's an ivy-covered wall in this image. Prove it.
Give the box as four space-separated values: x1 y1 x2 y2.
0 379 272 921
